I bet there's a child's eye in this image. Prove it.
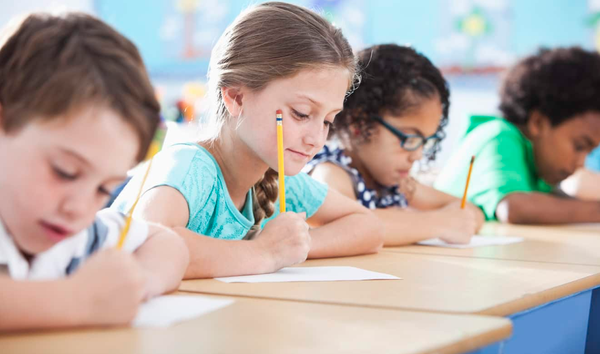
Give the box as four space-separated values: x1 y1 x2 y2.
324 120 333 128
573 142 587 152
52 166 77 180
98 186 112 196
291 108 309 119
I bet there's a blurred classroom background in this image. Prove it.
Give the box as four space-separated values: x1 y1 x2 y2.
2 0 599 171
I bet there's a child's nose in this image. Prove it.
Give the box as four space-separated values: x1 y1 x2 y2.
408 147 423 163
303 121 325 147
59 191 94 221
575 152 588 170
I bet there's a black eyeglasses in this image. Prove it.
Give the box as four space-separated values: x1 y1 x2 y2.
372 115 442 152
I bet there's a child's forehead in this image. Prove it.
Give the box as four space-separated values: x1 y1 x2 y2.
384 98 442 127
264 68 350 106
13 102 117 130
288 67 350 84
19 107 140 169
558 111 600 138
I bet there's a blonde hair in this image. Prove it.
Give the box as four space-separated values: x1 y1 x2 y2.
205 1 358 225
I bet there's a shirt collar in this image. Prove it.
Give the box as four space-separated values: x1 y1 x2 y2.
0 218 31 279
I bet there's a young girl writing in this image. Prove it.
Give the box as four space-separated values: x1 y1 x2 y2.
113 2 383 278
307 44 484 246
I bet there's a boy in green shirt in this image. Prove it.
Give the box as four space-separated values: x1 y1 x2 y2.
436 47 600 224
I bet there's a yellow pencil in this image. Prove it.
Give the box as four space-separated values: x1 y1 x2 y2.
460 156 475 209
276 109 286 213
117 157 153 249
116 122 167 249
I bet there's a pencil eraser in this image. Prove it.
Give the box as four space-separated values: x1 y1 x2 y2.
276 109 283 115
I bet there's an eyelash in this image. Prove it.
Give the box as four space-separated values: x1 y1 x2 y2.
291 109 332 127
52 166 77 181
574 142 587 152
291 108 309 119
98 187 112 196
53 165 111 196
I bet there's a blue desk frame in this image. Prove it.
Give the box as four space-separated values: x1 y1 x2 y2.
466 286 600 354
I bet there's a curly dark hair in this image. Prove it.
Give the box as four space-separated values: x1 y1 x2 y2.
333 44 450 160
500 47 600 126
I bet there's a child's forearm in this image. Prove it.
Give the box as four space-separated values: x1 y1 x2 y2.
0 277 81 331
374 208 443 246
562 168 600 201
497 192 600 224
307 211 383 258
134 226 189 297
173 227 273 279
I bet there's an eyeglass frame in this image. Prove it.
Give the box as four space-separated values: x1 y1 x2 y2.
371 115 443 152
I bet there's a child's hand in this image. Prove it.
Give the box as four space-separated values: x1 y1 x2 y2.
69 248 146 326
466 203 486 231
254 212 311 272
436 201 479 244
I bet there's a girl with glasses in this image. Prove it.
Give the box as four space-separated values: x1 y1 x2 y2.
306 44 484 246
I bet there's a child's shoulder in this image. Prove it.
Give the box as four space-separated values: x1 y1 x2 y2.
465 115 524 144
157 142 220 181
159 142 214 164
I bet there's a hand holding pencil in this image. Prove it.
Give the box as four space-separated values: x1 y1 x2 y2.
242 109 310 272
438 156 480 244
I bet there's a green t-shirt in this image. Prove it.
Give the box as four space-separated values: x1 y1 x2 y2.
112 143 328 240
434 115 552 220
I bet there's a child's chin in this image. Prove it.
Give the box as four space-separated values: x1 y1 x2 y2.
18 241 50 257
284 166 303 176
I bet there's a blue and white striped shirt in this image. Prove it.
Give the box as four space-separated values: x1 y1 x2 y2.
0 208 148 280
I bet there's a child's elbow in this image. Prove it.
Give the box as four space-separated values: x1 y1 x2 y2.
171 232 191 275
496 196 528 224
153 226 190 277
174 233 191 265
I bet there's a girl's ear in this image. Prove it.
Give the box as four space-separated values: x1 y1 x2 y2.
345 122 374 149
221 86 244 117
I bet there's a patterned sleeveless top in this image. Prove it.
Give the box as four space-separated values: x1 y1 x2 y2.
304 144 408 209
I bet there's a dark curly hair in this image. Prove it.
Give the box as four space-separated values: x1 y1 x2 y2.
333 44 450 160
500 47 600 127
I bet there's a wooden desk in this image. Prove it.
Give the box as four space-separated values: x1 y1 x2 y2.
179 252 600 316
555 223 600 234
0 294 511 354
382 223 600 354
385 222 600 266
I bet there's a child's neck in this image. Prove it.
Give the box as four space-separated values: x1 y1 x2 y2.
517 125 534 141
0 214 34 264
204 129 269 211
344 149 380 192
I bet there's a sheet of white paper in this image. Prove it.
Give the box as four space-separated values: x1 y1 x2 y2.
133 295 234 328
215 266 400 283
418 235 524 249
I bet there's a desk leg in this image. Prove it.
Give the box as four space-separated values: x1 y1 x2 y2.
586 287 600 354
